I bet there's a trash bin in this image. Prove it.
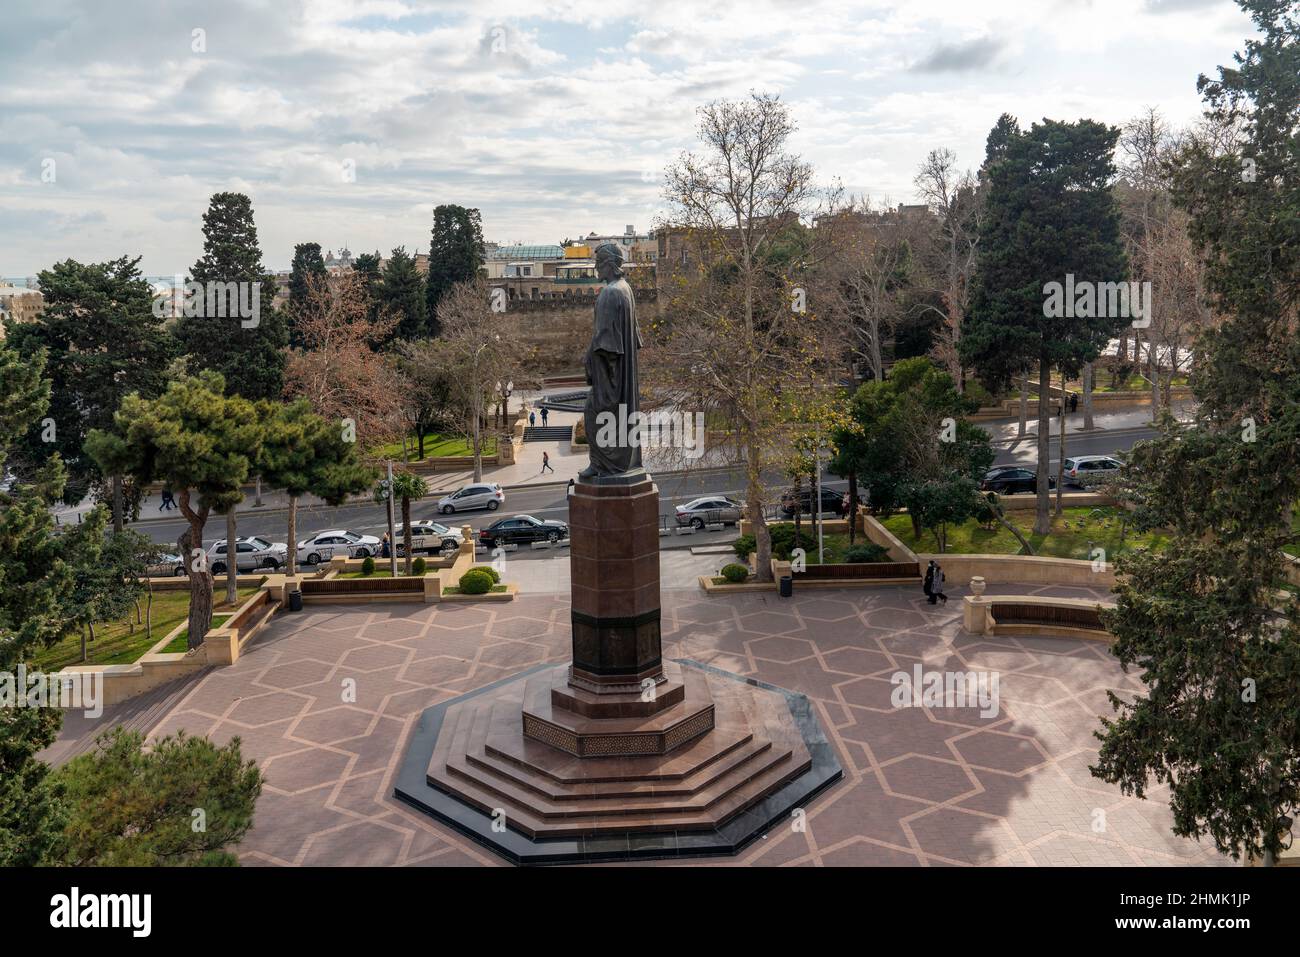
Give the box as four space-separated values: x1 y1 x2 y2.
288 588 303 612
779 576 793 598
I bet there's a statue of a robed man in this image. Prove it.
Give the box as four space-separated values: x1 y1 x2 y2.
580 243 643 479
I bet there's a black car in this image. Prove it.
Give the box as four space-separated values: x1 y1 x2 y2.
479 515 569 548
980 467 1055 495
780 485 846 517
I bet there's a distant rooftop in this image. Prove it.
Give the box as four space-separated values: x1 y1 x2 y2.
486 244 565 261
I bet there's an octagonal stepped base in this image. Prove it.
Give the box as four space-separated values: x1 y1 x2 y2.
395 660 843 864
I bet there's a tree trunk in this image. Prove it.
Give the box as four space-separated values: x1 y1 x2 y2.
418 429 426 460
178 488 213 649
792 473 802 556
1083 361 1095 430
80 625 88 663
847 473 858 546
991 499 1035 555
1034 358 1052 535
286 494 299 581
146 581 154 641
748 451 772 583
254 474 263 507
112 474 124 534
1149 336 1160 422
471 403 484 482
225 506 238 606
1055 401 1066 518
1017 383 1028 439
402 496 413 576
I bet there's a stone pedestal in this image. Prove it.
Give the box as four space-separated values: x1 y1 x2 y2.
394 469 842 864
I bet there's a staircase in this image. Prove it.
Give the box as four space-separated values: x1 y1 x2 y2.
523 426 572 442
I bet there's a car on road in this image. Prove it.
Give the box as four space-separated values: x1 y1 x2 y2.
1063 455 1123 488
437 483 504 515
478 515 569 548
394 521 464 556
780 486 847 518
208 536 289 574
980 467 1056 495
296 529 381 565
148 552 186 577
674 495 744 529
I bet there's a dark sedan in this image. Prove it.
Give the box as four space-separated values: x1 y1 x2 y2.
980 467 1056 495
780 486 847 518
479 515 569 548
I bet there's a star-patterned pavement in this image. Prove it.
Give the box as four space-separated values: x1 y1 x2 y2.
87 577 1229 867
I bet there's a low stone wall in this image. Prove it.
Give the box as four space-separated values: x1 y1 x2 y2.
963 593 1116 641
918 553 1117 589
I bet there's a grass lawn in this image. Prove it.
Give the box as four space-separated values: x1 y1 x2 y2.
31 586 260 670
370 433 497 462
444 584 508 594
338 569 425 579
734 528 889 565
879 507 1169 560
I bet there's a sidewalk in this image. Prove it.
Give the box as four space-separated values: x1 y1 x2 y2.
984 399 1195 444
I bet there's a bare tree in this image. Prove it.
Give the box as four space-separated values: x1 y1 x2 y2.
653 92 843 582
436 279 516 482
913 148 982 390
284 271 403 449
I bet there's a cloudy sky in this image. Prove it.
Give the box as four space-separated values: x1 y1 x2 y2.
0 0 1256 277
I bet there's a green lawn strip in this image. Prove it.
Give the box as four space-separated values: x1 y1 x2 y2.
369 433 497 461
30 586 260 670
443 584 509 594
339 569 426 579
879 507 1168 559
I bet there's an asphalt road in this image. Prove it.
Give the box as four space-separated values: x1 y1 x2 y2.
126 423 1157 566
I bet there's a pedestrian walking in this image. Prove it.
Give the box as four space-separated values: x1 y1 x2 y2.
381 532 391 559
160 487 175 511
541 450 555 474
925 560 947 605
540 407 549 426
529 411 536 427
923 561 935 604
1069 391 1078 414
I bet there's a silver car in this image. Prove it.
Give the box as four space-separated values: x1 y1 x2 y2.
437 483 504 515
147 553 187 577
674 495 743 528
1064 455 1124 488
394 521 464 556
296 529 382 565
207 536 289 574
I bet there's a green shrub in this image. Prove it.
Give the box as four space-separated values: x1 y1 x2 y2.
732 525 814 562
732 534 756 560
475 565 501 584
721 563 749 583
843 543 889 564
360 556 375 576
459 568 494 595
411 557 427 575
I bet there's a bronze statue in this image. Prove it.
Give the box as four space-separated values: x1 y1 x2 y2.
580 242 642 479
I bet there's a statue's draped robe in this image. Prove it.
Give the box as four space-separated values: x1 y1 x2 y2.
583 277 642 476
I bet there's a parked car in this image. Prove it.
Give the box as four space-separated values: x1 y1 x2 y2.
147 552 186 577
1063 455 1123 488
296 529 382 565
780 486 846 518
394 521 464 556
674 495 743 529
207 536 289 574
980 467 1056 495
478 515 569 548
437 482 504 515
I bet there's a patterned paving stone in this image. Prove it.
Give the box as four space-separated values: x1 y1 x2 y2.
137 586 1226 867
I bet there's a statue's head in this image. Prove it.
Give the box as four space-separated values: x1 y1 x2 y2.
594 242 625 281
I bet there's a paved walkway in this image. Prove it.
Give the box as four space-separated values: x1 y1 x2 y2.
60 568 1228 867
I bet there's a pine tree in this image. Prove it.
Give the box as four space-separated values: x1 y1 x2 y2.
287 242 328 348
378 246 428 341
181 192 288 401
425 205 484 335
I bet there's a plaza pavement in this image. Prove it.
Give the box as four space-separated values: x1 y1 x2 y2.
94 552 1229 868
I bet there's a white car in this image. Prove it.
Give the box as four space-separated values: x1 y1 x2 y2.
1064 455 1124 488
394 521 464 556
207 536 289 574
437 483 504 515
296 529 382 565
148 552 187 577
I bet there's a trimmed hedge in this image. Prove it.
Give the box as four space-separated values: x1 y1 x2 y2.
360 556 376 576
721 563 749 584
459 568 495 595
412 557 427 575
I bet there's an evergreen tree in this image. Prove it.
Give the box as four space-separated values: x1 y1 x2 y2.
181 192 288 401
287 242 328 348
1092 0 1300 865
962 117 1127 534
4 256 171 511
425 205 484 335
352 250 383 324
378 245 428 341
